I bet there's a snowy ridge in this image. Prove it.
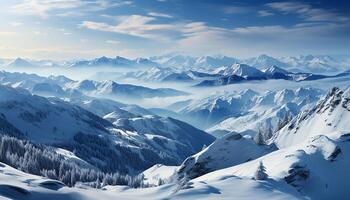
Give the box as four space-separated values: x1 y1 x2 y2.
271 86 350 148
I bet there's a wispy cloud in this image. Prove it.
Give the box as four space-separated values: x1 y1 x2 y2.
148 12 173 18
12 0 133 17
12 0 83 17
80 15 177 40
266 2 349 22
258 10 274 17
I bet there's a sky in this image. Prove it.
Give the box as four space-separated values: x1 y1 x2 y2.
0 0 349 60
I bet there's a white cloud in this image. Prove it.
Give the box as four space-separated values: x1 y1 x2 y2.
12 0 133 17
148 12 173 18
258 10 274 17
266 2 348 22
81 15 177 40
12 0 83 17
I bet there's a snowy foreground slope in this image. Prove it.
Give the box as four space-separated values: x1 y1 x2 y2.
0 162 303 200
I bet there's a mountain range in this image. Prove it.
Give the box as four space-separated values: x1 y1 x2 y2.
2 54 349 75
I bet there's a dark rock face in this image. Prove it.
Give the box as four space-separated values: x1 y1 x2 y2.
284 165 310 190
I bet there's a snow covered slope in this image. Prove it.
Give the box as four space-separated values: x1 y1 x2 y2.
271 87 350 148
0 85 112 143
142 164 177 185
177 132 273 180
212 133 350 200
0 85 214 174
104 114 215 163
0 161 304 200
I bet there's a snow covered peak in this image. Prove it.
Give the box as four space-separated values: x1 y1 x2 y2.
244 54 287 69
262 65 289 75
7 58 35 67
230 64 265 77
215 64 265 77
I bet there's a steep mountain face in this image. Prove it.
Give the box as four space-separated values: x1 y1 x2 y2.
177 132 273 180
0 85 214 174
271 87 350 148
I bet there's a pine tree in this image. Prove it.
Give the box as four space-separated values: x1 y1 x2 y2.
254 161 268 180
254 129 265 145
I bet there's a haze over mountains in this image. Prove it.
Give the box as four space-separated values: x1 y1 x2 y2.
2 54 349 74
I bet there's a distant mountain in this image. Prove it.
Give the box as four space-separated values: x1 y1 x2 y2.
215 63 266 78
69 56 159 68
123 67 220 83
71 79 189 99
207 88 323 138
195 63 350 87
194 55 238 69
244 54 288 69
176 90 258 129
174 88 322 135
279 55 344 74
150 54 238 70
161 72 193 82
6 58 35 68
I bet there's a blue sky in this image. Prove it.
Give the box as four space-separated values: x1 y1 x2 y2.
0 0 349 60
